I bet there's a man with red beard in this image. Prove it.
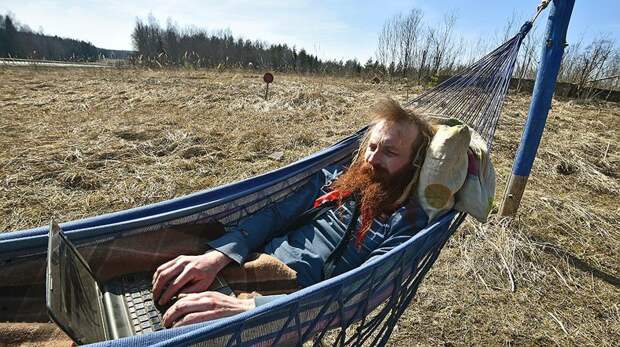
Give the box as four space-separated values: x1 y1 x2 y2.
153 98 436 328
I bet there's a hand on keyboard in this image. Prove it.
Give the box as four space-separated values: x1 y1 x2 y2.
152 250 233 306
162 291 255 328
154 295 175 313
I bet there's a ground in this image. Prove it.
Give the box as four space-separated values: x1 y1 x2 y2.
0 66 618 345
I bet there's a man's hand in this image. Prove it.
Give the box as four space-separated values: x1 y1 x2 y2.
152 251 233 305
162 291 255 328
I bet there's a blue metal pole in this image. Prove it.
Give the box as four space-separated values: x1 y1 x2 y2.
500 0 576 216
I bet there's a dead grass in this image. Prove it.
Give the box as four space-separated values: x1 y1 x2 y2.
0 66 618 345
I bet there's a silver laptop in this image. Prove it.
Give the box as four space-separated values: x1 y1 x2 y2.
46 221 234 344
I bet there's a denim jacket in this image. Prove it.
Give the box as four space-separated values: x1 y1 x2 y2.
207 165 429 290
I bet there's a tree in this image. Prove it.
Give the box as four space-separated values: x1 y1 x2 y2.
0 15 7 56
376 15 398 75
4 14 18 56
429 12 458 76
574 37 616 98
398 9 423 77
0 13 102 60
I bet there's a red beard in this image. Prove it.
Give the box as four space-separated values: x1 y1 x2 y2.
331 160 414 246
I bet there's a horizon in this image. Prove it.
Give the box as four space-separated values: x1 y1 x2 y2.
1 1 619 62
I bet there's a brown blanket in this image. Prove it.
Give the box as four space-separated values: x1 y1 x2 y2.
0 322 72 347
221 253 298 298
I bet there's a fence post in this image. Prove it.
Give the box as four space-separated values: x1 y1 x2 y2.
500 0 576 216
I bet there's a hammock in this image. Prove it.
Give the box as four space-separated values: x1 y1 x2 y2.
0 16 539 347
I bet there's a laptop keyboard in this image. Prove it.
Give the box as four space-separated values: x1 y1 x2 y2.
121 274 164 334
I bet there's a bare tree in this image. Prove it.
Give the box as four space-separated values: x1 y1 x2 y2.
429 12 458 76
557 33 584 83
375 18 394 71
602 52 620 93
415 27 434 83
376 15 401 78
500 10 520 44
398 9 424 77
574 36 616 98
376 9 425 79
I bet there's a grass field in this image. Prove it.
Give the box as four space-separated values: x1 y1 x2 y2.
1 66 618 345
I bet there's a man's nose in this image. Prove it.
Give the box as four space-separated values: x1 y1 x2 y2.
367 151 380 165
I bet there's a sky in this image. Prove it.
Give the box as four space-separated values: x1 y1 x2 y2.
1 0 618 62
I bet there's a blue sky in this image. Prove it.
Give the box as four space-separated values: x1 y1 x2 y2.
1 0 618 61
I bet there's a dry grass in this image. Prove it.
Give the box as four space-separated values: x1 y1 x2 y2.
1 66 618 345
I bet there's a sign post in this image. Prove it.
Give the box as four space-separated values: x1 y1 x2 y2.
263 72 274 100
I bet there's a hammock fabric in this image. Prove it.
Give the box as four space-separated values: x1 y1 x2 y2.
0 20 535 347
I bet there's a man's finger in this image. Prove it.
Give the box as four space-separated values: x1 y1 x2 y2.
172 311 224 328
152 263 183 302
153 257 178 282
153 263 182 301
163 297 214 328
152 258 178 284
158 266 193 305
153 259 180 290
152 265 169 291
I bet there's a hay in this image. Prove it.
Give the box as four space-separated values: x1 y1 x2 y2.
0 66 618 345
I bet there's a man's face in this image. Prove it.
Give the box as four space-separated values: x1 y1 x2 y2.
363 120 417 177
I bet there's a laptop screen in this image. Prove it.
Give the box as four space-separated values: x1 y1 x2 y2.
47 222 107 344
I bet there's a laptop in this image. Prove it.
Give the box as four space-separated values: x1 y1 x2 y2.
46 220 235 344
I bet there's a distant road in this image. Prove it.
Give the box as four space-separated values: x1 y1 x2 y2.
0 58 114 68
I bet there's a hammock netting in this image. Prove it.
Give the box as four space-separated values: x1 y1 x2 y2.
407 21 532 149
0 19 536 347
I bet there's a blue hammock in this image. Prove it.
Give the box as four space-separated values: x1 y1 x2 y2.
0 17 538 347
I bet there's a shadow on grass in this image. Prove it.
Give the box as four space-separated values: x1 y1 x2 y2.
529 235 620 288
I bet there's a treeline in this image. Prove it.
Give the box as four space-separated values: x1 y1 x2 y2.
3 9 618 94
132 11 619 93
376 8 620 93
0 13 130 61
131 17 364 75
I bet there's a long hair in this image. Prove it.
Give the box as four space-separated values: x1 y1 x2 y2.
334 97 436 246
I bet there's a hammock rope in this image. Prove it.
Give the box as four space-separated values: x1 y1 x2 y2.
407 21 533 149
